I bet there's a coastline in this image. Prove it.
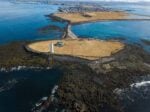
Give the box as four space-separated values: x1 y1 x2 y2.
0 26 150 112
50 12 150 25
0 40 150 112
26 39 124 60
0 4 150 112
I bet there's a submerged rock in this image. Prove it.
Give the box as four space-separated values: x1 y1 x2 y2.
141 39 150 46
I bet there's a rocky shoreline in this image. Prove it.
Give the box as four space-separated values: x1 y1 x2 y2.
0 18 150 112
141 39 150 46
59 5 111 13
0 13 150 112
0 4 150 112
0 39 150 112
35 44 150 112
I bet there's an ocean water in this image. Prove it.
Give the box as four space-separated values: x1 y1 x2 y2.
114 75 150 112
72 21 150 52
71 3 150 112
102 2 150 16
0 1 66 44
0 1 64 112
0 1 150 112
0 69 63 112
72 2 150 52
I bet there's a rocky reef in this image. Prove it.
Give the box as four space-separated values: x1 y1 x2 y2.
54 45 150 112
0 42 50 70
141 39 150 46
23 43 149 112
0 27 149 112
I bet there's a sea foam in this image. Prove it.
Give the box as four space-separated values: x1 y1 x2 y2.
130 81 150 88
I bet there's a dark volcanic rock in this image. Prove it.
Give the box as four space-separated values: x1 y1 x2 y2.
89 44 150 74
141 39 150 46
0 42 50 69
54 44 150 112
56 63 150 112
0 41 150 112
38 25 63 34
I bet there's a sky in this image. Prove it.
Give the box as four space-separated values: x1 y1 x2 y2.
67 0 150 2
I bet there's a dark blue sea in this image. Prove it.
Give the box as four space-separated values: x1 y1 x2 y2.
0 68 63 112
72 2 150 52
0 1 64 112
0 1 150 112
72 20 150 52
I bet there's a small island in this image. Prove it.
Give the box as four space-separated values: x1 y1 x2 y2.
0 2 150 112
27 39 124 60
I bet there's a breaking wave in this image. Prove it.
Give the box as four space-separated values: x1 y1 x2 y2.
130 81 150 88
113 75 150 111
0 66 52 72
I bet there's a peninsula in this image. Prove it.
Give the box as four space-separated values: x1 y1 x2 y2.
27 39 124 60
51 5 150 24
52 11 127 24
0 2 150 112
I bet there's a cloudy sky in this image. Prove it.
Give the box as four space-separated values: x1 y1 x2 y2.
70 0 150 2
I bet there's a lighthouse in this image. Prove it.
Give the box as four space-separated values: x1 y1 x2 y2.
48 43 54 65
50 43 54 54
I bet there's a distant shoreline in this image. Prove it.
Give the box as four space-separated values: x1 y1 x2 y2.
50 11 150 25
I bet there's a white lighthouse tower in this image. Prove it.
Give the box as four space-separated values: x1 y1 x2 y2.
50 43 54 54
48 43 54 65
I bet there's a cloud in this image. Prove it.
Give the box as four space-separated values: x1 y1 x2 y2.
74 0 150 2
109 0 145 1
